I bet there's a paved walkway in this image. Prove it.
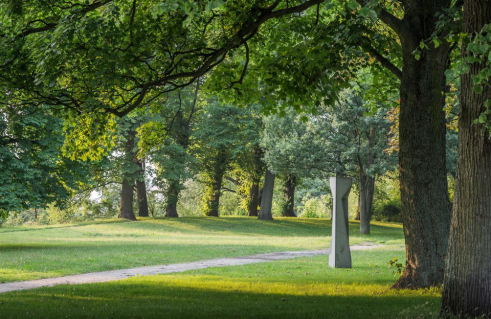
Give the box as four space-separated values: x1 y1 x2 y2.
0 243 383 294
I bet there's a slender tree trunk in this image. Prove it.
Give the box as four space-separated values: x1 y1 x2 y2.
119 131 137 221
358 125 375 234
248 146 265 217
136 160 149 217
163 82 199 218
259 169 275 220
359 173 375 234
281 174 297 217
248 180 260 216
392 2 452 288
441 2 491 316
203 149 227 217
34 208 37 221
355 194 360 220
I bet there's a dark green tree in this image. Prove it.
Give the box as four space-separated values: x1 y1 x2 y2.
0 105 89 213
191 100 261 217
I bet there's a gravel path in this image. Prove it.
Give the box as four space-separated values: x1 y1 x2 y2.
0 243 383 294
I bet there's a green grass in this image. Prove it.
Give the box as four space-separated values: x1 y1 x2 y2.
0 217 404 283
0 218 440 318
0 249 440 319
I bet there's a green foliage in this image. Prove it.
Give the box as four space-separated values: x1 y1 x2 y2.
191 100 261 215
373 201 402 223
0 105 90 212
387 257 404 276
297 194 331 219
371 172 402 222
262 109 326 180
308 84 397 179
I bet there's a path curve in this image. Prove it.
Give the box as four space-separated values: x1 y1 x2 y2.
0 243 383 294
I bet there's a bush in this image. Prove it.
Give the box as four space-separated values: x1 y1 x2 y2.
372 200 402 222
298 195 331 219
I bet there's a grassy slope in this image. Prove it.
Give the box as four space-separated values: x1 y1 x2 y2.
0 217 404 283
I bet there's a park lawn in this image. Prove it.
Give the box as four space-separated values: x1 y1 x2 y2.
0 217 404 283
0 249 440 319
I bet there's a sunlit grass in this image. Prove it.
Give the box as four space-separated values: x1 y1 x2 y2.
0 217 404 283
0 250 440 319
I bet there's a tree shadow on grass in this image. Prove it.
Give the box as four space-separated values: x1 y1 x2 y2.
0 276 440 319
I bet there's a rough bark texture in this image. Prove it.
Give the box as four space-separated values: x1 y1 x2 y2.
259 169 275 220
441 1 491 316
281 175 297 217
248 181 260 216
118 132 137 221
392 0 453 288
136 160 149 217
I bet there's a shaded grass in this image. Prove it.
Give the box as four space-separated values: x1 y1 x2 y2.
0 250 439 319
0 217 404 283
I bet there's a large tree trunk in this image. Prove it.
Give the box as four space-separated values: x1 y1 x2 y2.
259 169 275 220
359 173 375 234
281 174 297 217
136 160 149 217
203 149 227 217
165 180 180 218
392 2 453 288
119 178 136 220
248 180 260 216
441 2 491 316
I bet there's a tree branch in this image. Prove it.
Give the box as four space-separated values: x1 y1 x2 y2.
365 45 402 80
9 0 112 40
355 0 405 36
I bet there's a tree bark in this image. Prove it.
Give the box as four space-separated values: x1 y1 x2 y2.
358 125 376 234
391 1 453 288
281 174 297 217
203 149 227 217
355 194 360 220
248 180 260 216
359 173 375 234
441 1 491 316
119 178 136 220
259 169 275 220
136 160 149 217
118 131 137 221
165 180 180 218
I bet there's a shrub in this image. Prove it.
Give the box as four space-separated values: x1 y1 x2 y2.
372 200 402 222
298 195 331 219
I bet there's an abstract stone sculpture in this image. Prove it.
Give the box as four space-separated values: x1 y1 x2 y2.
329 176 352 268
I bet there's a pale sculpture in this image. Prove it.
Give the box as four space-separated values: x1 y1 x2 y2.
329 176 352 268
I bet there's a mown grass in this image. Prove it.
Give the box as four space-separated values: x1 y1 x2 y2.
0 249 440 319
0 217 404 283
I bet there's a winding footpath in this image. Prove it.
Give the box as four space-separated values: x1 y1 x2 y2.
0 243 383 294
